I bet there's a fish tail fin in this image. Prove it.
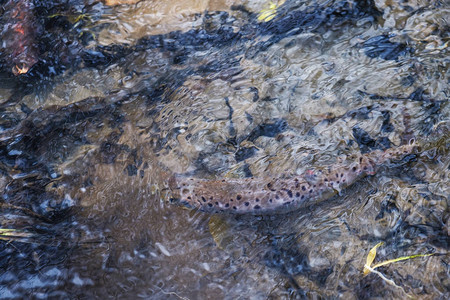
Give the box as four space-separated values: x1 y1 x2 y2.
375 142 418 167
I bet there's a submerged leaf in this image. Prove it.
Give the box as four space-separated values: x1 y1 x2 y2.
363 242 384 275
0 228 36 242
208 215 231 250
47 13 90 25
372 253 435 270
364 242 436 276
362 242 437 298
258 0 286 22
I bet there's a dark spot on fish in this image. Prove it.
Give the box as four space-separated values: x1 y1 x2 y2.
301 195 305 200
245 202 250 206
324 178 328 182
208 203 213 207
215 202 219 205
363 166 368 170
256 198 260 202
201 196 207 202
302 186 306 191
284 202 290 205
254 205 261 209
313 185 316 188
309 190 313 193
287 190 293 198
225 203 230 208
335 173 339 178
275 195 280 200
230 199 234 202
233 206 237 210
295 182 300 188
237 195 242 200
337 181 340 184
187 196 191 200
352 167 357 172
296 192 300 197
341 173 344 177
269 199 273 203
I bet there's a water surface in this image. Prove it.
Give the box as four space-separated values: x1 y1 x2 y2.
0 0 448 298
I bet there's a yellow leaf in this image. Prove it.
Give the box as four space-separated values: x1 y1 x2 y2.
258 9 276 22
363 242 384 276
258 0 286 22
363 241 436 276
208 215 230 250
0 228 36 242
372 253 435 270
362 242 437 298
47 13 89 25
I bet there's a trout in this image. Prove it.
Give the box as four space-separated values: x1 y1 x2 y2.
169 144 416 214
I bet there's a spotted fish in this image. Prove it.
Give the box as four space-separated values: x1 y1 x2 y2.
169 144 417 214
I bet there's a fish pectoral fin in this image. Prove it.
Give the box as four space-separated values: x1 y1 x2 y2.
330 184 342 195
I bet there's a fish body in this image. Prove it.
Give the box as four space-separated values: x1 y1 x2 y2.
169 145 416 214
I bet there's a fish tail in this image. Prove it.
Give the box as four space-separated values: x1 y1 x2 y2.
368 142 418 168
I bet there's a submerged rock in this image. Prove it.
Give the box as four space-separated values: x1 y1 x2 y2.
362 34 411 60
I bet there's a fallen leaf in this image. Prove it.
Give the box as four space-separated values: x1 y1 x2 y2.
258 0 286 22
363 241 384 275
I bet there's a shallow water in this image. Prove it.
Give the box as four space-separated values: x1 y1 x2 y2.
0 0 448 298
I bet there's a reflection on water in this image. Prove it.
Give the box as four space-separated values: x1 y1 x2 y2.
0 0 448 298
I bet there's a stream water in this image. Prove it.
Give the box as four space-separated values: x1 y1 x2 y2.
0 0 448 299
